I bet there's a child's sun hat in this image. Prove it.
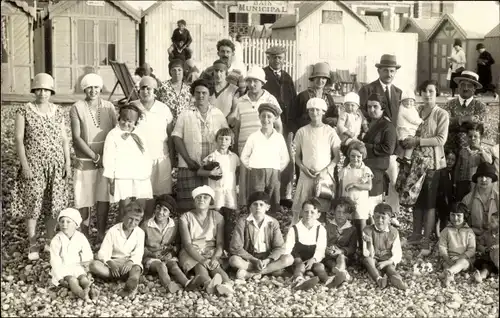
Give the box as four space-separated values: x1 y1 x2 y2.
343 92 360 106
57 208 83 227
306 97 327 112
401 89 416 102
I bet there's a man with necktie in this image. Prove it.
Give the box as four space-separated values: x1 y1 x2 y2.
262 46 297 209
358 54 403 226
442 70 487 152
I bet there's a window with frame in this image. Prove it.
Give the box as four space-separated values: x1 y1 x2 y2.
77 19 95 65
98 20 116 66
322 10 343 24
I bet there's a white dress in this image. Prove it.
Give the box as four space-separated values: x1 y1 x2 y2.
339 163 374 219
202 150 240 210
292 124 341 214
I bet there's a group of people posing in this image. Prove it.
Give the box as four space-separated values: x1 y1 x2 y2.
11 36 499 300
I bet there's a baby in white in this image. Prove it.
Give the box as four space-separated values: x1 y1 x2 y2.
396 89 422 163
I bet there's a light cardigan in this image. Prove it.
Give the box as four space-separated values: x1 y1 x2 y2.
418 105 449 170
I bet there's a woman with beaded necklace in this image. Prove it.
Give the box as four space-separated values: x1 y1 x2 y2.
70 73 117 243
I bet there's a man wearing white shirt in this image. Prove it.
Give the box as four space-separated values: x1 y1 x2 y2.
90 201 145 298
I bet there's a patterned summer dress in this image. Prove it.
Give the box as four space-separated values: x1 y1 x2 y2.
155 80 192 124
11 103 69 219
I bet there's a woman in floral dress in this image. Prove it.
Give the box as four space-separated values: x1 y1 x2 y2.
155 59 192 124
12 73 71 261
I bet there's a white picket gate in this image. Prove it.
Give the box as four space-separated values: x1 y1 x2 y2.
241 38 297 81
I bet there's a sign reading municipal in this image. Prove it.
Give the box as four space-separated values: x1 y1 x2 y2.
235 1 294 14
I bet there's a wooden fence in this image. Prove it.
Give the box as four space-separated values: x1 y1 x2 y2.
241 38 297 81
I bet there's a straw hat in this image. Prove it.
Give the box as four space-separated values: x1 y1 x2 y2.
453 70 483 89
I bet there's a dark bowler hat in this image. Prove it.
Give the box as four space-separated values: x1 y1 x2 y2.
265 46 286 55
476 43 485 50
472 162 498 183
375 54 401 69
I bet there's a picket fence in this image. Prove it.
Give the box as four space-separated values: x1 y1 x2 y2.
241 38 297 81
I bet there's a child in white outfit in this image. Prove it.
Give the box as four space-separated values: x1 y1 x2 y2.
338 141 373 254
103 104 153 219
396 89 422 163
337 92 367 146
198 128 240 210
50 208 93 300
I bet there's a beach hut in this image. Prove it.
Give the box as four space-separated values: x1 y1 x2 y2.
36 0 141 94
1 0 36 94
425 13 497 92
484 24 500 88
398 17 440 88
140 0 226 81
271 1 369 91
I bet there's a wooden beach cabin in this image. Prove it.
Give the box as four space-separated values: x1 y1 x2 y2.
1 0 36 94
36 0 141 94
140 0 226 81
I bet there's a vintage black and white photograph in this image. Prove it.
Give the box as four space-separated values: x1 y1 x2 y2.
1 0 499 317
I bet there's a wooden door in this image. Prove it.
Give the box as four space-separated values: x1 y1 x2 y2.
52 17 75 94
430 40 454 91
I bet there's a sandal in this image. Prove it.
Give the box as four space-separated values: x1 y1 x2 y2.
28 245 40 261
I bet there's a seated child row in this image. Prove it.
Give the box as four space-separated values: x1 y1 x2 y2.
50 186 498 300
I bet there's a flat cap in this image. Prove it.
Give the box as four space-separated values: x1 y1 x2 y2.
266 46 286 55
258 102 282 117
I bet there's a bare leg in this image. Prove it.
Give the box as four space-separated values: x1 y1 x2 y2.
166 260 189 287
65 276 86 299
89 260 112 279
119 265 142 298
45 216 57 241
149 261 171 286
78 274 91 300
447 259 470 275
261 255 294 275
362 257 381 282
228 256 251 271
354 219 367 254
210 266 231 283
96 201 110 241
312 263 329 283
422 208 436 241
79 207 90 237
144 198 156 223
292 258 306 279
26 218 38 247
335 254 347 272
410 207 424 241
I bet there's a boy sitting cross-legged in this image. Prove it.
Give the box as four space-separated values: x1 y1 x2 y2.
89 201 145 298
284 198 331 290
229 191 294 280
323 197 358 288
141 195 205 293
439 202 476 287
361 203 407 290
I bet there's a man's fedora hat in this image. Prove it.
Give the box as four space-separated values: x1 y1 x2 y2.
375 54 401 69
453 70 483 89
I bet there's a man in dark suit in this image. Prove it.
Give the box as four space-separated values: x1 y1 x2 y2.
262 46 297 208
358 54 403 226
